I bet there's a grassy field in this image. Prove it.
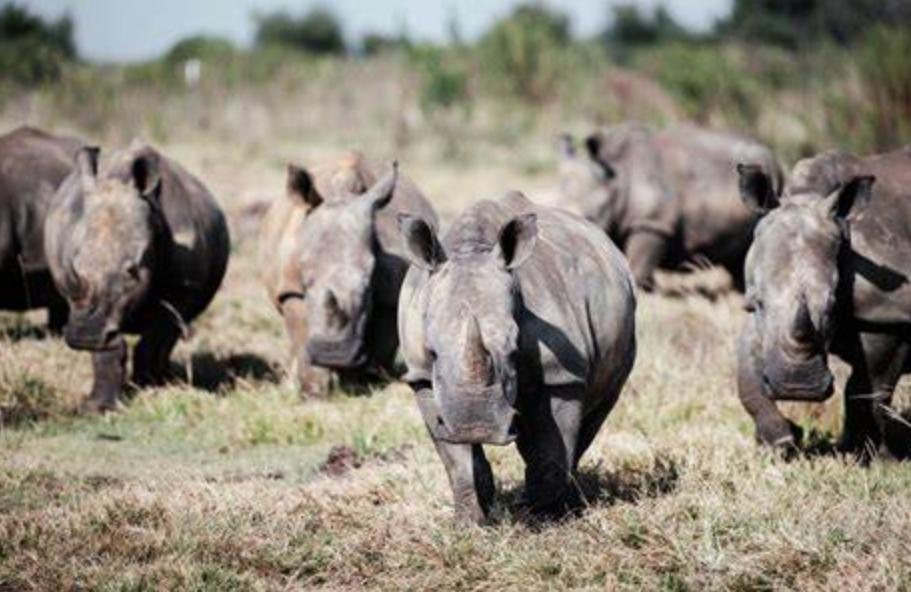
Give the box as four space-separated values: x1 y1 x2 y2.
1 131 911 591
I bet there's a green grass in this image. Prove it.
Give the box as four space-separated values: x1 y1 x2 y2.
2 284 910 590
0 111 909 588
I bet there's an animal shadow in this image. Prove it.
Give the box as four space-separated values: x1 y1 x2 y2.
496 454 681 528
787 414 911 463
170 351 281 392
0 317 50 341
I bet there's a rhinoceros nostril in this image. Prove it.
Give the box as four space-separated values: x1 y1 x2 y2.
325 291 349 328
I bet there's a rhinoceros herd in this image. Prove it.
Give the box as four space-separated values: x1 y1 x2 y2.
2 123 910 522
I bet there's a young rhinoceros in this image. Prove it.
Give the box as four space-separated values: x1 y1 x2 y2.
737 147 911 459
258 152 437 395
559 123 783 291
45 142 230 412
397 192 636 523
0 126 84 330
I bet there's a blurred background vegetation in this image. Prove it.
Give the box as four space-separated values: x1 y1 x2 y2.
1 0 909 164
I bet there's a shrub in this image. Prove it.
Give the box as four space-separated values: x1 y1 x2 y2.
0 3 76 86
254 7 346 55
476 3 571 103
855 25 911 150
409 45 471 113
164 34 236 65
634 42 762 126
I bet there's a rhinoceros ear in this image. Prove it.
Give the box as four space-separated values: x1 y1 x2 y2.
132 152 162 200
738 163 779 214
558 133 576 158
496 212 537 270
822 175 875 221
363 161 398 212
287 163 322 211
583 133 616 179
397 213 445 271
76 146 100 193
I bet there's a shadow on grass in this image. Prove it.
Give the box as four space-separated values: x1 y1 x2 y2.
169 351 281 392
0 318 50 341
494 454 681 528
772 414 911 463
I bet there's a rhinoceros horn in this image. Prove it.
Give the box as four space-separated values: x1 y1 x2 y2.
463 315 493 385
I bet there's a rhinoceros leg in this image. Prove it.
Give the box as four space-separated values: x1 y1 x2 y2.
47 301 68 335
84 340 127 413
737 318 803 450
367 305 400 376
518 388 584 515
281 298 329 397
840 333 909 460
625 230 667 292
133 321 181 387
414 386 494 523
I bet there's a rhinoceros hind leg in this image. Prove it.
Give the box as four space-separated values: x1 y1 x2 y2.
84 340 127 413
839 334 908 461
625 231 667 292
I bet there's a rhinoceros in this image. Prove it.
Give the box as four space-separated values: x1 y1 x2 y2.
737 147 911 459
558 123 783 291
45 142 230 412
397 191 636 523
0 126 84 330
258 152 437 395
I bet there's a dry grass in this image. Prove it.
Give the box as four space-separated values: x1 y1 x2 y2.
1 100 911 590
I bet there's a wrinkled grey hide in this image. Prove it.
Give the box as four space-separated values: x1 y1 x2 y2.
0 126 83 330
398 192 636 523
559 124 783 291
258 152 438 396
737 147 911 459
45 142 230 412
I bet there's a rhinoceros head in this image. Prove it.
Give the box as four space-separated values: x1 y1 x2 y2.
289 162 397 370
61 145 163 351
739 163 875 401
557 133 623 234
398 209 538 445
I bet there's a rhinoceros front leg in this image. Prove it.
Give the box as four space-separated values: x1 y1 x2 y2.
281 298 330 397
625 230 668 292
84 340 127 413
737 317 802 450
840 333 909 460
133 321 181 387
517 389 584 516
414 386 494 524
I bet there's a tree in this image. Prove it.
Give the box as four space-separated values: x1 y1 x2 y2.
165 35 236 64
0 3 77 85
601 4 689 49
254 6 346 55
716 0 911 49
477 3 571 103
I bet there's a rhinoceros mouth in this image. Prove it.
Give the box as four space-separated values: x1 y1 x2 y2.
761 373 834 402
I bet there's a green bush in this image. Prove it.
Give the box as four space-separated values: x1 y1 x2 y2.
856 25 911 150
476 3 571 103
165 34 236 65
254 7 346 55
0 3 76 86
635 42 762 126
409 45 471 113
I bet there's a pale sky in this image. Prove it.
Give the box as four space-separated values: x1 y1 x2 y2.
19 0 732 63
